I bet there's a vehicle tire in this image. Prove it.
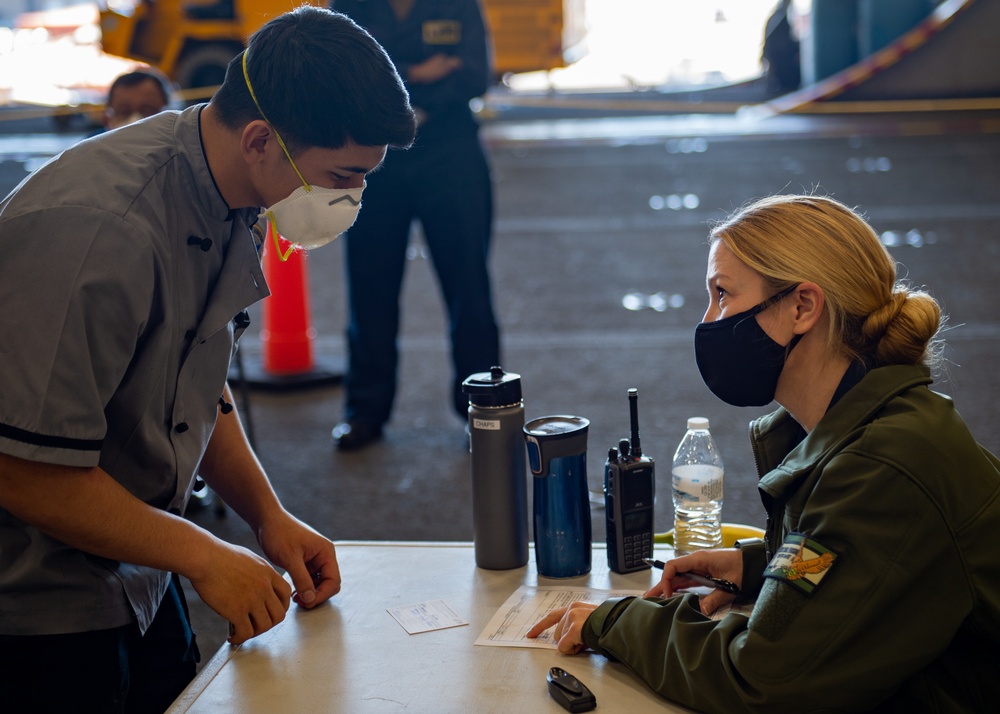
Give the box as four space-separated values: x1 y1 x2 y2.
174 43 242 99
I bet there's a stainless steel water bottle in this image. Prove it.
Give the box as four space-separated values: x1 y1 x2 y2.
462 366 529 570
524 416 592 578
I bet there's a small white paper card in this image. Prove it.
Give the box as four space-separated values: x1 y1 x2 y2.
387 599 469 635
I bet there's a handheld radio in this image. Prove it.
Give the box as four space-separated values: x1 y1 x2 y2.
605 388 655 573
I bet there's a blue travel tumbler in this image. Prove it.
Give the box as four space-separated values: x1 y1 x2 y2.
524 416 591 578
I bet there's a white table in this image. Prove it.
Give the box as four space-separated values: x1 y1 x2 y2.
169 541 694 713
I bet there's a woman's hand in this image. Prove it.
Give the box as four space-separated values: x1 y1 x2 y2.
526 601 599 654
646 548 743 616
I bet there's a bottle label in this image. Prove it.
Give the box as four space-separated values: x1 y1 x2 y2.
672 464 723 503
472 418 500 431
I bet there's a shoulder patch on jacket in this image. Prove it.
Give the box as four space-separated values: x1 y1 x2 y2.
763 532 838 595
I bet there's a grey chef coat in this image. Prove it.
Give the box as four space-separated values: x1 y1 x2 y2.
0 105 269 635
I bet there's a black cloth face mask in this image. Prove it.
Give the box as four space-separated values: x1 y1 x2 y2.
694 284 801 407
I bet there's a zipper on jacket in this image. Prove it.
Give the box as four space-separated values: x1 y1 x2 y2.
749 420 779 560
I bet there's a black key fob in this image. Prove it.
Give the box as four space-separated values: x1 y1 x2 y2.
547 667 597 712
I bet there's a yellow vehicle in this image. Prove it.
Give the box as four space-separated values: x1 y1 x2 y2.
99 0 313 94
485 0 587 78
99 0 586 95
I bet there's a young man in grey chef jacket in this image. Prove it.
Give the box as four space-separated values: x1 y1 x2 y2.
0 7 415 711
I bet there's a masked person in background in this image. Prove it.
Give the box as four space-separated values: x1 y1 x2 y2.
0 8 415 712
329 0 501 451
529 194 1000 712
103 68 173 132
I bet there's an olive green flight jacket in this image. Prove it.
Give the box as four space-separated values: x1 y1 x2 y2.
583 365 1000 712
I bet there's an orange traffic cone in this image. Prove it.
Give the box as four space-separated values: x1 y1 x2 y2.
241 223 343 389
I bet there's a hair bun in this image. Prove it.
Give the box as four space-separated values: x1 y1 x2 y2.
862 291 907 343
869 288 941 367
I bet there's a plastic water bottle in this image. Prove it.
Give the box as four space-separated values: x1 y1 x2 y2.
671 417 724 555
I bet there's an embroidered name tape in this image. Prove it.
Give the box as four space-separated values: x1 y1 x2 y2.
423 20 461 44
763 532 837 595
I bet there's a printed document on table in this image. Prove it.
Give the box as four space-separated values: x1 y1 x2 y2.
475 585 645 649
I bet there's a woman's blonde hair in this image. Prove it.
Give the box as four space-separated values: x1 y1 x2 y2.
710 194 942 369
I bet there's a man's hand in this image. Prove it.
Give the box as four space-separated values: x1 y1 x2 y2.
186 540 291 645
257 510 341 609
645 548 742 616
196 389 341 613
526 601 598 655
0 452 293 646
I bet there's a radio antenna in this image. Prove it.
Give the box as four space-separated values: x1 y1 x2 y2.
628 388 642 459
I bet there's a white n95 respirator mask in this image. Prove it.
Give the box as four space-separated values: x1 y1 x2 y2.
260 183 364 252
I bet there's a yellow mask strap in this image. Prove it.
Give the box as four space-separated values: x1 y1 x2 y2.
242 50 310 191
265 211 295 261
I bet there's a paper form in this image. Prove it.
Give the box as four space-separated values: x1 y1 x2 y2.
475 586 645 649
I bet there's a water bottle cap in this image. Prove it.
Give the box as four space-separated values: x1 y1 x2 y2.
462 366 522 407
687 417 710 430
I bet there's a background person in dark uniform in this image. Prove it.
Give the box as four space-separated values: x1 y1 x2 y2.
330 0 501 450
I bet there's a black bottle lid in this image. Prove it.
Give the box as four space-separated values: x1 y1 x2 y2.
462 365 522 407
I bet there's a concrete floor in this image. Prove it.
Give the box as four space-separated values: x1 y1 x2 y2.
2 106 999 673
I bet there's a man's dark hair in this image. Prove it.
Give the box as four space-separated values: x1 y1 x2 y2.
211 6 415 152
107 69 172 107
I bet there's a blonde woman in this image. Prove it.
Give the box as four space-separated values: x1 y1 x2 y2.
530 195 1000 712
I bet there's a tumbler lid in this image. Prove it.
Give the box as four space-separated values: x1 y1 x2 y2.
523 415 590 476
462 366 522 407
523 415 590 439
